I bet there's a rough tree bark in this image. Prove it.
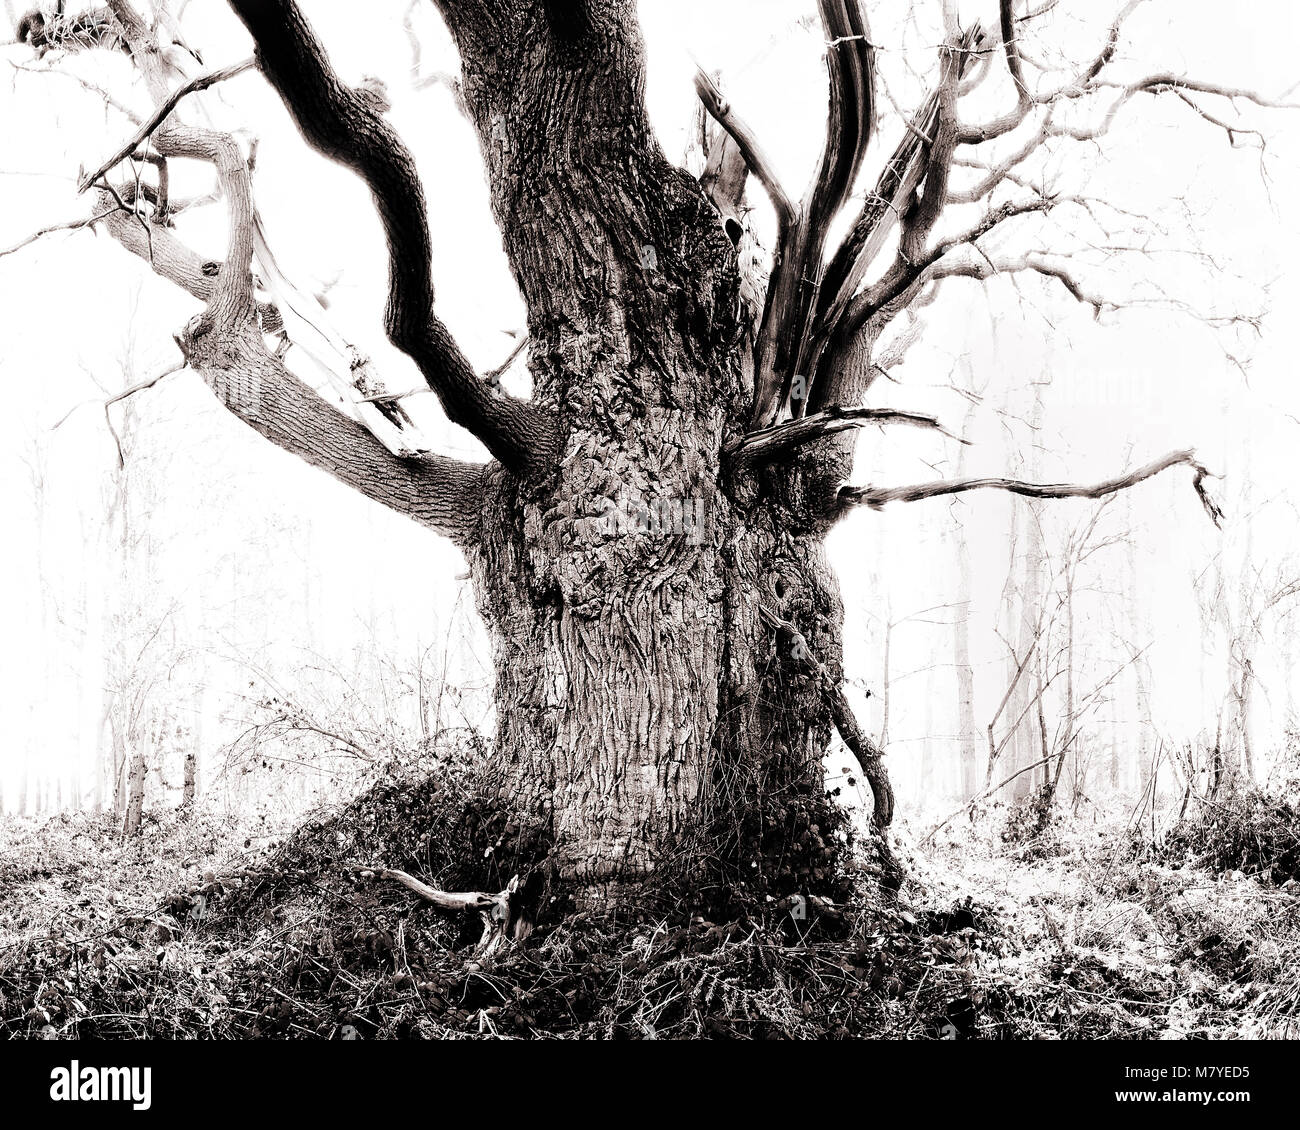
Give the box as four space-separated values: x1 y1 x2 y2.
9 0 1265 906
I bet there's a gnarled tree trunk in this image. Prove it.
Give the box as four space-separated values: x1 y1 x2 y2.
209 0 892 892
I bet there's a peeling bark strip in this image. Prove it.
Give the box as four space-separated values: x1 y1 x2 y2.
228 0 557 479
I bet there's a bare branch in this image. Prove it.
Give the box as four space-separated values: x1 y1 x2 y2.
808 0 876 236
838 448 1223 526
0 208 118 259
51 360 187 432
958 1 1146 144
90 1 487 544
7 56 142 122
928 250 1112 316
743 0 882 429
98 189 282 332
808 25 985 409
848 191 1068 333
77 56 255 193
998 0 1030 107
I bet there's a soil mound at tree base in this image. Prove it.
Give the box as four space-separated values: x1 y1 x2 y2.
4 773 1300 1039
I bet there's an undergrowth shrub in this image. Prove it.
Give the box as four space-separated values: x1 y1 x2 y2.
1162 790 1300 885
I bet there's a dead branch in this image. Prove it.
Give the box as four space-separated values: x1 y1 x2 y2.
729 404 965 468
50 360 186 432
0 207 119 259
692 69 795 230
359 867 528 962
838 448 1223 525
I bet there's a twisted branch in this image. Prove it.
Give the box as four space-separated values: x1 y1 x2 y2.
839 448 1223 526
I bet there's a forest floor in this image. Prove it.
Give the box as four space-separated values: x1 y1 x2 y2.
1 778 1298 1040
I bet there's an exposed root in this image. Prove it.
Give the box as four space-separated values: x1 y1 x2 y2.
759 603 896 829
828 685 894 828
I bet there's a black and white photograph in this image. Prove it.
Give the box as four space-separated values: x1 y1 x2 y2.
0 0 1298 1100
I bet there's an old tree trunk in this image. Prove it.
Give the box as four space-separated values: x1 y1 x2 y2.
460 19 873 887
205 0 896 900
31 0 1244 913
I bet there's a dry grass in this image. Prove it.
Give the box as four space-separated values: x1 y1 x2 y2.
3 772 1299 1040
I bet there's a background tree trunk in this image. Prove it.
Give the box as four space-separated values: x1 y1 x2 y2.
123 731 146 837
952 400 981 801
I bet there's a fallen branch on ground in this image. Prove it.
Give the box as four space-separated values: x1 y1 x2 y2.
352 867 527 963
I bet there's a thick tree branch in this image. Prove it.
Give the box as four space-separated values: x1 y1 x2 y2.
98 191 282 331
896 35 965 265
744 0 879 429
806 26 985 412
998 0 1030 107
228 0 558 479
89 0 486 544
838 448 1223 526
193 332 487 543
808 0 876 238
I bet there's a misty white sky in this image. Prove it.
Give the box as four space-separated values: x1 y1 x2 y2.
2 0 1299 812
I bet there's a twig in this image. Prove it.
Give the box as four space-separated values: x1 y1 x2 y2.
693 68 796 230
78 57 255 193
0 209 117 259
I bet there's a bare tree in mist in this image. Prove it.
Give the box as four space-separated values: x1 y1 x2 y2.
6 0 1290 928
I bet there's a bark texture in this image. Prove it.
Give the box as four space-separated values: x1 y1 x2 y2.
445 6 849 882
